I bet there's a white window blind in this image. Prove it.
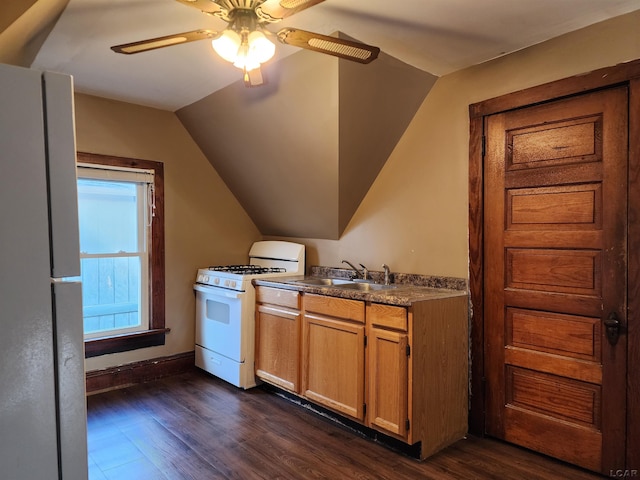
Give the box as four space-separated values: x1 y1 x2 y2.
77 162 154 183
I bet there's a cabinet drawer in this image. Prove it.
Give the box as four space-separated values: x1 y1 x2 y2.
367 303 407 331
256 286 300 309
303 293 365 323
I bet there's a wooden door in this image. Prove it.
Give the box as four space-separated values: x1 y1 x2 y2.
484 86 628 473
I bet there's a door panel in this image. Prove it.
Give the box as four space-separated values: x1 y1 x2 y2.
484 86 628 473
507 308 601 361
507 183 602 228
506 248 601 293
507 115 601 168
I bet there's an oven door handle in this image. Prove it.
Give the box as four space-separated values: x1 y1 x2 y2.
193 283 245 299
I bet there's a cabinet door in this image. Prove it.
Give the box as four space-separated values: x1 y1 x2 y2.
303 314 365 420
368 327 409 439
255 304 301 392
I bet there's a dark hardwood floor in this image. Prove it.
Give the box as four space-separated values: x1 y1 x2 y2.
87 369 605 479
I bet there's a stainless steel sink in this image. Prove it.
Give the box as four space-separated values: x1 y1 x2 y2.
334 282 397 291
293 278 397 291
293 278 353 286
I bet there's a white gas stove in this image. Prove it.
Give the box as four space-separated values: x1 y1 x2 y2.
193 241 305 388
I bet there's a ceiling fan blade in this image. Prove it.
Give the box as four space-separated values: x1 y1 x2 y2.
174 0 225 15
111 30 218 54
256 0 325 22
277 28 380 64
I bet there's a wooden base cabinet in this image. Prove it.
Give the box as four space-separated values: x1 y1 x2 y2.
367 299 469 457
255 287 301 393
408 296 469 458
255 286 468 460
302 294 366 421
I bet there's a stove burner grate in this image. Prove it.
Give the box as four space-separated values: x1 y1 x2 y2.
207 265 287 275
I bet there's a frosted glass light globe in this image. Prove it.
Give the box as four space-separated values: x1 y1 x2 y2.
247 31 275 64
212 30 241 63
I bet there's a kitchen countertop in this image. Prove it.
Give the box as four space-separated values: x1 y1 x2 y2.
253 276 468 307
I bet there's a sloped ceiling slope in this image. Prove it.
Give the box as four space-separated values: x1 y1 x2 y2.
0 0 68 67
0 0 39 32
338 50 437 234
177 39 435 239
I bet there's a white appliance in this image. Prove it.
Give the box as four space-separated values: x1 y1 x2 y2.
0 64 88 479
194 241 305 389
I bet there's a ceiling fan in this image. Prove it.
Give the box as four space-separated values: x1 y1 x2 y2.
111 0 380 87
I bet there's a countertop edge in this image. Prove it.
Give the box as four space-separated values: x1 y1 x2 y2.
253 276 468 307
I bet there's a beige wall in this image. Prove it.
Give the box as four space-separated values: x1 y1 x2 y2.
74 94 261 371
77 10 640 371
273 10 640 279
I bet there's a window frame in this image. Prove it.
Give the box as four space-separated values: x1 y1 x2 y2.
78 173 150 339
78 152 167 358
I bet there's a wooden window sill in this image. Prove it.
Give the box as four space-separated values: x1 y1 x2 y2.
84 328 170 358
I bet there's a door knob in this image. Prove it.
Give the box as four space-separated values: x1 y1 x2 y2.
604 312 621 346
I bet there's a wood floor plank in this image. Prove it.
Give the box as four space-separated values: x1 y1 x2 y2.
87 370 605 480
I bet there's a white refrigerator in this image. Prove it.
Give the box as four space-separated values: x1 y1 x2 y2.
0 63 88 479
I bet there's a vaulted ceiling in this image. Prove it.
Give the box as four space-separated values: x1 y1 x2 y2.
3 0 636 110
2 0 640 238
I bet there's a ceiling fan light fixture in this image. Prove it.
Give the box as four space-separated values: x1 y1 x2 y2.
111 1 380 86
233 42 261 71
213 27 275 71
211 30 241 63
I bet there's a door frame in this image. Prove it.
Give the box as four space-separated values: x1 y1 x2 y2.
468 58 640 468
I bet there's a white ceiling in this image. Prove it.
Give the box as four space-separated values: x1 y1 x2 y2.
32 0 640 111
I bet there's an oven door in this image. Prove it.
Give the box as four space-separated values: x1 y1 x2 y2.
194 284 247 362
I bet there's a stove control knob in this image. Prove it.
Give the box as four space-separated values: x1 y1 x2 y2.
230 281 237 288
197 274 203 282
204 275 210 283
214 277 220 285
224 279 230 287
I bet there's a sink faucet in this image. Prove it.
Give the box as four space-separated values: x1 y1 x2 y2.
382 264 391 285
359 263 369 280
342 260 368 280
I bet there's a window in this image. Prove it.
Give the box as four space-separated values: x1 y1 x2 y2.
78 168 151 338
77 153 166 358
